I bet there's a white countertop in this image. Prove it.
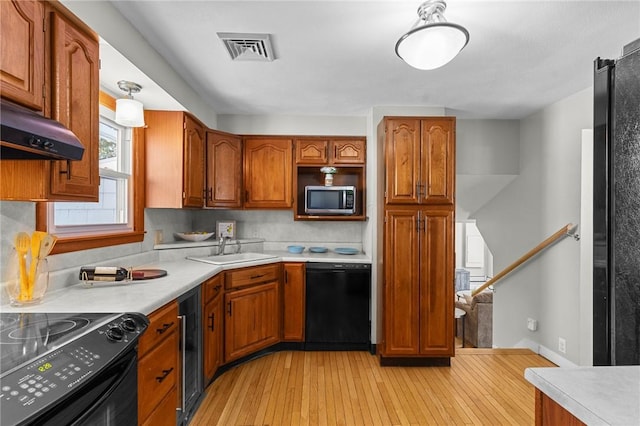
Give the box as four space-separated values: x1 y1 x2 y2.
0 252 371 316
525 366 640 425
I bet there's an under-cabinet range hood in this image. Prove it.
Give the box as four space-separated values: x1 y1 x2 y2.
0 99 84 160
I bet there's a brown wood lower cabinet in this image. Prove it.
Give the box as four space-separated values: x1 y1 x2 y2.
202 275 223 384
535 389 585 426
283 262 305 341
224 267 281 363
381 208 454 359
138 301 179 425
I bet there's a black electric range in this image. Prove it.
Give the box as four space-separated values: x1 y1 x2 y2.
0 312 148 426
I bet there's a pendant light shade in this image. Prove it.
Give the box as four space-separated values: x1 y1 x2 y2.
115 80 145 127
396 0 469 70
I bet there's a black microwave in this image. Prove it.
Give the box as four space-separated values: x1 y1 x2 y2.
305 185 356 215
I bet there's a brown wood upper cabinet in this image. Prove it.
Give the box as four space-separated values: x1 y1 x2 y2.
382 117 455 205
243 137 293 209
206 130 242 208
0 1 99 201
0 0 45 111
145 110 206 208
295 137 365 165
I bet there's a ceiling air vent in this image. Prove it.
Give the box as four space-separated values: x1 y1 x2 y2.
217 33 275 62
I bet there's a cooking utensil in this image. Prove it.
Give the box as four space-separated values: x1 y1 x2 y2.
28 232 46 292
14 232 30 301
39 234 57 258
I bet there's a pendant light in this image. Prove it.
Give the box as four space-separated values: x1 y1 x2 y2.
115 80 145 127
396 0 469 70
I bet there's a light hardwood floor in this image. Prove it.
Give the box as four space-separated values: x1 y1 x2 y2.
190 348 555 426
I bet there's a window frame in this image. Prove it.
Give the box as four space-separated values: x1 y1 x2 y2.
36 91 145 254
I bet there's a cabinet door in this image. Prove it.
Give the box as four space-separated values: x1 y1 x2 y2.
203 295 222 384
283 263 305 341
0 0 44 110
224 281 280 362
419 209 454 355
48 10 99 200
138 330 178 423
382 209 421 355
420 118 455 205
206 131 242 208
243 138 293 208
295 139 328 164
332 139 365 164
384 118 421 204
183 115 205 207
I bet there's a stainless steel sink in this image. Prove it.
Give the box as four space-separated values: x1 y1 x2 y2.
187 252 279 265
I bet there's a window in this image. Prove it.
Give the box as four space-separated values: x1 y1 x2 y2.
50 110 132 234
36 92 144 254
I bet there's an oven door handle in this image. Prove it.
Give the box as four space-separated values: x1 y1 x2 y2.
69 351 138 425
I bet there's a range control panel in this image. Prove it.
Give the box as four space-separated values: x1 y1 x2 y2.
0 313 148 426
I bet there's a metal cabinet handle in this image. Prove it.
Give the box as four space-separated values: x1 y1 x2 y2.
208 313 215 331
155 367 174 383
178 315 186 413
156 322 174 335
250 274 265 279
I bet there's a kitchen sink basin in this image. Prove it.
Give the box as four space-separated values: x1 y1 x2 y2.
187 252 279 265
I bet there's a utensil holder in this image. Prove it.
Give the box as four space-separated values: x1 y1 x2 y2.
6 249 49 306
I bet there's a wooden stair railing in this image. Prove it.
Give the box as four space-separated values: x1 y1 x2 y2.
471 223 579 296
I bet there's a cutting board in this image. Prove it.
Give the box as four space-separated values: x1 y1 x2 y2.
131 269 168 280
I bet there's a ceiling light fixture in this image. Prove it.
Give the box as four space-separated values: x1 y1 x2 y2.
115 80 145 127
396 0 469 70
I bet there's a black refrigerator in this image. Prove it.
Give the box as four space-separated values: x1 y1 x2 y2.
593 38 640 366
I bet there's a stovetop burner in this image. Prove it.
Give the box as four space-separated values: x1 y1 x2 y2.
0 312 116 374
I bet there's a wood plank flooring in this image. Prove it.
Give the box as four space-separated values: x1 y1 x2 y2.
190 348 555 425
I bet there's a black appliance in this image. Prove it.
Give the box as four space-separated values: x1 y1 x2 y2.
593 38 640 365
305 262 371 350
0 312 148 426
0 99 85 161
177 287 203 425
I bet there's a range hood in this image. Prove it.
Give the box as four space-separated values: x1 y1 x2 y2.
0 99 85 161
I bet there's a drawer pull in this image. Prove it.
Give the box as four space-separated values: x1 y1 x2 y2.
250 274 265 279
155 367 174 383
208 313 215 331
156 322 174 335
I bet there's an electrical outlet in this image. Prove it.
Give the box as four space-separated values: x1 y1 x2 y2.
558 337 566 354
527 318 538 331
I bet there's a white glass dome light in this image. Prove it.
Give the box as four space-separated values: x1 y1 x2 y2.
115 81 145 128
396 0 469 71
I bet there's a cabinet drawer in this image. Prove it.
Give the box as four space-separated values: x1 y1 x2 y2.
139 301 178 357
141 386 177 426
203 274 223 304
138 331 178 422
225 264 280 290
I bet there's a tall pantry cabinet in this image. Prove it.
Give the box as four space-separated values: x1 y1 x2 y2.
379 117 456 364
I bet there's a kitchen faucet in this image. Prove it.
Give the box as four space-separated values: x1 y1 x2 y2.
218 236 228 255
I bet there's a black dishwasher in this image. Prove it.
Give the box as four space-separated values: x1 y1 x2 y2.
305 262 371 350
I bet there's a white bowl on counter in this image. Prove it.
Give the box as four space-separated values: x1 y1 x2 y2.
175 232 214 242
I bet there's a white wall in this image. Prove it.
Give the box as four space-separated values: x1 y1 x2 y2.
474 87 593 365
61 0 218 127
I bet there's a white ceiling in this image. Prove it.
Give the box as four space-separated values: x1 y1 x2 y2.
95 0 640 119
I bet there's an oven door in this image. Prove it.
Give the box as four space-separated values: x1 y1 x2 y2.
31 348 138 426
